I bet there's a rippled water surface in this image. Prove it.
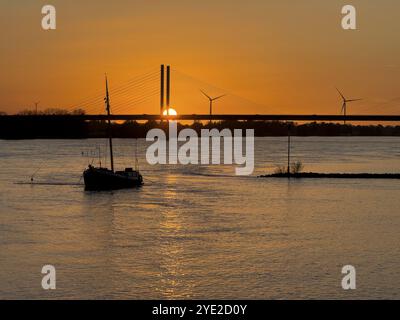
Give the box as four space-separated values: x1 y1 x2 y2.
0 137 399 299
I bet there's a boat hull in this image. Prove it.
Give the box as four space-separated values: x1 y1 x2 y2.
83 166 143 191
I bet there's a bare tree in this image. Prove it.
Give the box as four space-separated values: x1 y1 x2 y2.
71 108 86 115
291 161 304 174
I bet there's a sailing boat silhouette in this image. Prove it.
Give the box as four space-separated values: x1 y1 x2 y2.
83 76 143 190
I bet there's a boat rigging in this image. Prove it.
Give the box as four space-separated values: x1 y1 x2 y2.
83 75 143 190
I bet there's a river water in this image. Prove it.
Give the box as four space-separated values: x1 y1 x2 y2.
0 137 399 299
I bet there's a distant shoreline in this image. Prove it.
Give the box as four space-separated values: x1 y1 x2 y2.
2 135 400 141
1 118 400 139
259 172 400 179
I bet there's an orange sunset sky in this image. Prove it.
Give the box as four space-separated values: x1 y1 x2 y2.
1 0 400 115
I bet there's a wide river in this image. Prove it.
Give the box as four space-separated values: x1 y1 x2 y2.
0 137 399 299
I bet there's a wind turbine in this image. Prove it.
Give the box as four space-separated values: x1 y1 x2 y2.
336 88 362 124
200 90 226 123
34 101 40 115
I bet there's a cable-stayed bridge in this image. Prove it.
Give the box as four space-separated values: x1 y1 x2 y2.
3 65 400 122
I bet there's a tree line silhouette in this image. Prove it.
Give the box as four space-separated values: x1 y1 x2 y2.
1 108 400 138
1 116 400 139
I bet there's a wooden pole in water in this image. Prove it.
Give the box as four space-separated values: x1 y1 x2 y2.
287 123 291 177
105 75 114 172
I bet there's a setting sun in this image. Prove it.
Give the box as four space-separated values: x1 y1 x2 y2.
163 108 177 116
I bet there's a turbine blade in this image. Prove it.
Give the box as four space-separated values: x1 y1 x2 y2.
347 98 362 102
200 90 211 100
336 87 346 101
212 94 227 101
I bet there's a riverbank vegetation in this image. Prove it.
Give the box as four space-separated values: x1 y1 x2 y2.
1 114 400 139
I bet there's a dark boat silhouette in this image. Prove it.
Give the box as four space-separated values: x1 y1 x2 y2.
83 76 143 191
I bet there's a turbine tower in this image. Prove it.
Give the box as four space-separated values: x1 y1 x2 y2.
34 101 40 114
200 90 226 123
336 88 362 124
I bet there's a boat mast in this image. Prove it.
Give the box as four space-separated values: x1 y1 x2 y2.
105 75 114 172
